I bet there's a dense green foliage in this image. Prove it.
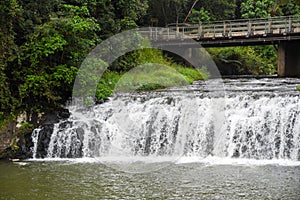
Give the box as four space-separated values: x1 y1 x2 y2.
147 0 236 26
189 8 211 23
95 49 208 100
1 0 300 128
0 0 150 122
20 4 99 116
240 0 300 18
0 0 21 116
241 0 275 18
208 46 277 75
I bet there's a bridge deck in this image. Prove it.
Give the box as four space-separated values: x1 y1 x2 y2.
146 16 300 47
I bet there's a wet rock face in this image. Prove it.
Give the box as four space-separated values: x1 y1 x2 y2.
0 127 33 160
32 109 71 159
58 108 71 119
0 120 16 160
41 109 70 125
13 130 35 160
35 124 54 158
0 120 15 153
0 109 71 160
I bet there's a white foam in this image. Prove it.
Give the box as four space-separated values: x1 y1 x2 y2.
31 78 300 162
28 156 300 166
176 156 300 166
93 156 178 163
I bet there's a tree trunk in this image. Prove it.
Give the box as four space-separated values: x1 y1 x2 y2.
184 0 199 23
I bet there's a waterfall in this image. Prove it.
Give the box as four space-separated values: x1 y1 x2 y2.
32 78 300 161
31 128 41 159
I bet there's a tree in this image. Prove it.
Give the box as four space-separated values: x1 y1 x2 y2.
241 0 275 18
88 0 148 38
279 0 300 16
241 0 300 18
184 0 200 23
276 0 300 6
0 0 23 116
173 0 189 24
147 0 190 26
196 0 236 20
19 4 100 120
188 8 211 23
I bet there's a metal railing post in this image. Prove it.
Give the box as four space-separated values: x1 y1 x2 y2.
264 20 267 36
247 19 252 37
229 22 232 38
213 25 216 38
284 17 288 35
289 16 292 33
223 21 226 37
268 18 272 34
167 28 170 41
149 27 152 39
198 23 202 39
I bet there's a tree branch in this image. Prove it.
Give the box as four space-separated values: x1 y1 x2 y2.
184 0 199 23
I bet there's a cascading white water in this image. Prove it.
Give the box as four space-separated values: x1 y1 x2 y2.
31 128 41 159
32 78 300 161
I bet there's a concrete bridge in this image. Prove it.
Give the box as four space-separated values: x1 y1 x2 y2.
147 16 300 77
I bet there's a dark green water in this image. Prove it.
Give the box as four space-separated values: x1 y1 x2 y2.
1 160 300 199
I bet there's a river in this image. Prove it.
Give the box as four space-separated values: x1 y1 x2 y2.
1 160 300 199
1 78 300 199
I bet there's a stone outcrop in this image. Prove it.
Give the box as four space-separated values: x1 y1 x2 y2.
0 108 71 160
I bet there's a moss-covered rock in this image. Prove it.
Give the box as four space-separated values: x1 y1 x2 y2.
0 119 35 160
0 119 16 160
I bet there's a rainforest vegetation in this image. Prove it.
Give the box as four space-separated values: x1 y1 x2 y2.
1 0 300 133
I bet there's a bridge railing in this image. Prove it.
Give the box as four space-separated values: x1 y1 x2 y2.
161 16 300 40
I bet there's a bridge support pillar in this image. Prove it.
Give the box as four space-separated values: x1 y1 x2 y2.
278 41 300 77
